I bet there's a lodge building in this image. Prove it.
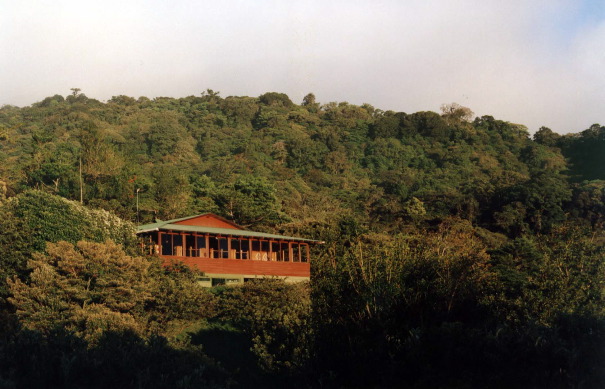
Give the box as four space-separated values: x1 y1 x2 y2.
137 214 318 286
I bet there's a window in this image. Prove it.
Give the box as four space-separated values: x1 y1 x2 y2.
186 234 195 257
301 244 309 262
240 239 249 259
196 236 206 249
196 235 207 257
197 277 212 287
281 242 290 262
292 243 300 262
252 240 260 251
173 235 183 256
219 238 228 258
231 239 249 259
161 234 172 256
209 237 219 258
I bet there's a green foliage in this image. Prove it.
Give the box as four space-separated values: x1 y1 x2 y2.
494 171 571 235
490 226 605 326
0 90 593 237
559 123 605 181
214 279 311 374
0 329 226 388
1 91 604 387
213 175 288 228
568 180 605 228
3 190 136 251
8 240 215 341
0 191 137 304
258 92 294 107
533 126 560 147
312 220 605 387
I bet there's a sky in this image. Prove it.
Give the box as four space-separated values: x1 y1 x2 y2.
1 0 605 134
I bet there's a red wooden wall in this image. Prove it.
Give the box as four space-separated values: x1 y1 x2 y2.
173 214 241 229
163 256 310 278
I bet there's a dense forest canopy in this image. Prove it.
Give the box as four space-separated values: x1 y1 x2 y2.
0 91 603 388
1 90 603 234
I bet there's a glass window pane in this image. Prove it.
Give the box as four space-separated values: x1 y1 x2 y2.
281 242 290 261
209 237 219 258
173 235 183 256
292 243 299 262
301 244 309 262
196 236 206 249
186 235 195 257
219 238 228 258
241 240 249 259
161 234 171 256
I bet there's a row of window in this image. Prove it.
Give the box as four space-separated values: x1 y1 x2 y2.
142 232 310 262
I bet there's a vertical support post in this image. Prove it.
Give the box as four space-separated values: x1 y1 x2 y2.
182 232 187 257
194 233 198 257
79 156 83 203
269 240 273 261
288 242 293 262
158 231 162 256
136 188 140 223
205 234 209 258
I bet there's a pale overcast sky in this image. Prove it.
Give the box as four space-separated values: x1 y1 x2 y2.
1 0 604 134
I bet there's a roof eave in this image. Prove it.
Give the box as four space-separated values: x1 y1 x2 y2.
136 224 321 243
137 227 159 234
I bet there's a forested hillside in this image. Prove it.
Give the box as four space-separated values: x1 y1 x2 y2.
0 91 603 388
1 90 603 235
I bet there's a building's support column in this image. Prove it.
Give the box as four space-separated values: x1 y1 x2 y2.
205 234 210 258
269 240 273 261
158 231 163 255
171 232 175 256
194 233 198 257
182 232 187 257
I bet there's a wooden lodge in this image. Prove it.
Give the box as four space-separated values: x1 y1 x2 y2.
137 214 319 286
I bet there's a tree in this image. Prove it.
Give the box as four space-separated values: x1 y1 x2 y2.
215 279 311 373
301 93 316 107
8 240 216 341
440 102 474 123
533 126 560 147
213 176 287 227
153 165 192 220
78 121 124 198
301 93 319 113
8 241 149 340
0 191 137 305
494 171 571 234
258 92 293 107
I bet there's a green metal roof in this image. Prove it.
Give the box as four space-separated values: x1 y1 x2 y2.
137 218 320 243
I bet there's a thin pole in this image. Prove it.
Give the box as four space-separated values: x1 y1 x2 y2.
136 188 140 223
79 157 83 203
